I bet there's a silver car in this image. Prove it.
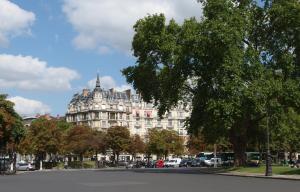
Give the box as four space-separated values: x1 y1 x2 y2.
16 162 35 171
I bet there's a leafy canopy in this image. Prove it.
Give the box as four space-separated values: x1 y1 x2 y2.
0 94 24 151
123 0 300 164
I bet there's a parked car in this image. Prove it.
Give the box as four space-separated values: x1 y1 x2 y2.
220 152 235 167
164 158 182 168
126 161 144 169
145 160 156 168
117 160 129 167
179 159 193 167
291 159 300 168
163 160 169 167
191 158 202 167
155 159 164 168
246 152 261 167
16 162 35 171
204 158 222 167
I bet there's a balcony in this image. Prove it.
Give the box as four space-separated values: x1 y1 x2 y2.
167 124 173 129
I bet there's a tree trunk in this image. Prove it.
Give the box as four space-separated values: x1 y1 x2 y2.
116 152 119 166
37 153 44 170
80 154 83 168
230 130 247 167
164 152 168 160
233 142 246 167
13 152 16 173
95 152 98 168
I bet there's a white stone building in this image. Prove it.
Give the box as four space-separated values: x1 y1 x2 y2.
66 75 190 138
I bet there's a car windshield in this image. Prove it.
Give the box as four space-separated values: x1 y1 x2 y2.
18 163 28 166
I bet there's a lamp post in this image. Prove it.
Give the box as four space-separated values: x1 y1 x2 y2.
265 108 272 176
265 69 282 176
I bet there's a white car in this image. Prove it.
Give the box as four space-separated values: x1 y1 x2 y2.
16 162 35 171
204 158 222 167
164 158 182 168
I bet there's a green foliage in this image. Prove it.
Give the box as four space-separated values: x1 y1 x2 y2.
127 134 145 158
20 118 65 158
0 94 25 152
17 118 74 160
64 125 93 157
106 126 131 160
187 134 206 155
67 161 95 169
123 0 300 165
272 108 300 153
228 165 300 175
146 128 184 158
90 129 107 155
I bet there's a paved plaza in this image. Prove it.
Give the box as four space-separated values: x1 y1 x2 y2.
0 169 299 192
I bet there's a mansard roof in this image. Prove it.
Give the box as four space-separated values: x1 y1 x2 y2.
69 89 131 104
69 75 136 105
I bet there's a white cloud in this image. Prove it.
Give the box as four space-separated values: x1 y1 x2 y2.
0 0 35 47
88 76 132 91
8 96 51 116
0 54 80 91
63 0 202 53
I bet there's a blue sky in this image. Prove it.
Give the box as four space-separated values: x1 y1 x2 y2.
0 0 202 116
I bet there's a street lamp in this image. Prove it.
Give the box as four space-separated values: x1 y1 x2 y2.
265 114 272 176
265 69 282 176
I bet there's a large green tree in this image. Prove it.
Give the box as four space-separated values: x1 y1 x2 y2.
64 125 93 163
106 126 131 164
0 94 24 172
123 0 300 166
272 108 300 158
22 118 65 168
127 134 145 160
146 128 184 159
0 94 25 150
90 129 107 160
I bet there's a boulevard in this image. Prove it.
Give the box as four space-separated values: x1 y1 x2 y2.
0 169 299 192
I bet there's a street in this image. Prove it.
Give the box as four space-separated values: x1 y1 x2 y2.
0 169 299 192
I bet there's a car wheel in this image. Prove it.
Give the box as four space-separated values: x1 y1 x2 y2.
26 168 29 171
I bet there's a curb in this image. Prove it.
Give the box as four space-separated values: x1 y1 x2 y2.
216 172 300 181
132 167 300 181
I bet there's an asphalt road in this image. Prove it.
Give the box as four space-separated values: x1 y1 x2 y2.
0 169 299 192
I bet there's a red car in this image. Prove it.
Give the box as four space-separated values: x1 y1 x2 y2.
155 159 164 168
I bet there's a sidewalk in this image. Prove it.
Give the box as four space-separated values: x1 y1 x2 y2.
218 171 300 181
133 167 300 181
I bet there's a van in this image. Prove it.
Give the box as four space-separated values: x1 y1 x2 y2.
164 158 182 168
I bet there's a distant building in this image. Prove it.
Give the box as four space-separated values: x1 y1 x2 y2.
22 116 37 127
66 74 190 138
22 114 65 127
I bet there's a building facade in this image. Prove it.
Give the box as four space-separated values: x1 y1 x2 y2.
66 75 190 138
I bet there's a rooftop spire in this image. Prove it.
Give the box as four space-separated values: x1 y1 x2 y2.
96 73 100 88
